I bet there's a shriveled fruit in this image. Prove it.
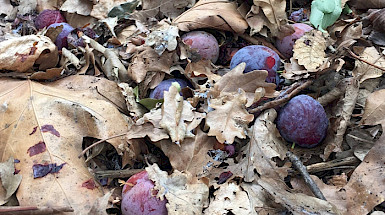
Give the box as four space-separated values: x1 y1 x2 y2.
275 23 313 58
181 31 219 63
47 22 74 50
230 45 281 84
276 95 328 148
149 78 190 99
35 10 66 30
121 170 167 215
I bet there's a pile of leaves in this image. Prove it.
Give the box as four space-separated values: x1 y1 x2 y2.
0 0 385 214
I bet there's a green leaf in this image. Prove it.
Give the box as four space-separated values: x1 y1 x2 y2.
139 98 164 110
108 0 139 19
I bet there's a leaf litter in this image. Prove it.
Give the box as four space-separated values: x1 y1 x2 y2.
0 0 385 214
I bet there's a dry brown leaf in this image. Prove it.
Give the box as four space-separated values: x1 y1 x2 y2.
146 164 209 215
90 0 126 19
283 58 311 80
349 0 385 9
145 20 179 55
60 0 93 16
0 157 22 205
87 189 114 215
213 63 277 107
361 89 385 126
0 0 14 17
0 35 58 72
185 60 221 83
293 30 327 71
173 0 248 34
127 47 176 83
203 182 254 214
352 47 385 83
160 85 195 144
246 0 288 37
206 89 254 143
0 76 132 214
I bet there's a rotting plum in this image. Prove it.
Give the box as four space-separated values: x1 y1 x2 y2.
276 95 328 148
121 170 167 215
35 10 66 30
275 23 313 58
67 27 98 48
47 22 74 50
181 31 219 63
149 78 190 99
229 45 281 84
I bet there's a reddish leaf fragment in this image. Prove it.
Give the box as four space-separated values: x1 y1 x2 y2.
41 124 60 137
82 179 97 190
32 163 66 179
27 141 46 156
29 126 38 135
217 171 233 184
14 169 21 174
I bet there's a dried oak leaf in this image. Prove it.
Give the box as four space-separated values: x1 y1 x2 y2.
146 164 209 215
160 85 195 144
213 63 277 107
173 0 248 34
245 0 288 37
352 47 385 83
203 183 254 214
185 60 221 83
283 58 310 80
0 35 58 72
293 30 327 71
206 89 254 144
0 75 131 214
60 0 93 16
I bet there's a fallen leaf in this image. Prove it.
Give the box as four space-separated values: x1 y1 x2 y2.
60 0 93 16
145 20 179 55
90 0 127 19
0 157 22 205
87 189 114 215
352 47 385 83
0 75 131 213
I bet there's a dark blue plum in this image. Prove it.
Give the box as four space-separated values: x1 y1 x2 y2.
47 22 74 50
230 45 280 84
276 95 328 148
149 78 189 99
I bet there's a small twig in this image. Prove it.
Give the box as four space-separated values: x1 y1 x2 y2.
239 34 287 59
0 206 73 215
249 79 313 114
345 48 385 72
317 87 343 106
78 133 127 158
288 156 360 174
287 151 326 200
94 168 143 179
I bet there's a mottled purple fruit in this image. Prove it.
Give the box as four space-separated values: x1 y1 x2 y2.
47 22 74 50
181 31 219 63
230 45 281 84
149 78 190 99
121 171 167 215
276 95 328 148
275 23 313 58
35 9 66 30
67 27 98 48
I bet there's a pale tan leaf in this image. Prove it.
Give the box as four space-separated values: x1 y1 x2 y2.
0 157 22 205
160 85 195 143
361 89 385 127
87 189 114 215
293 30 327 71
283 57 311 80
185 60 221 82
60 0 93 16
0 76 132 214
213 63 277 107
173 0 248 34
145 20 179 55
352 47 385 83
90 0 126 19
0 35 58 72
206 89 254 143
146 164 209 215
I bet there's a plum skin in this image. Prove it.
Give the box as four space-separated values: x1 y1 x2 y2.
275 23 313 58
230 45 281 84
47 22 74 50
276 95 328 148
35 10 66 30
149 78 189 99
181 31 219 63
121 170 167 215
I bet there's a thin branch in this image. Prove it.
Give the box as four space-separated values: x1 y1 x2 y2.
345 48 385 72
0 206 73 215
287 151 326 200
94 168 144 179
78 133 127 158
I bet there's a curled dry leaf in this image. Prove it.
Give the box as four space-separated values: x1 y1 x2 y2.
0 157 22 205
293 30 327 71
160 85 195 144
60 0 93 16
283 58 311 80
0 75 131 214
146 164 209 215
349 0 385 10
352 47 385 83
145 20 179 55
0 35 58 72
173 0 248 34
361 89 385 127
213 63 277 107
90 0 127 19
206 89 254 144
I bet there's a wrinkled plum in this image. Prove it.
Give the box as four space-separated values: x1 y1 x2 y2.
149 78 190 99
67 27 98 48
181 31 219 63
121 170 167 215
35 10 66 30
230 45 281 84
47 22 74 50
276 95 328 148
275 23 313 58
